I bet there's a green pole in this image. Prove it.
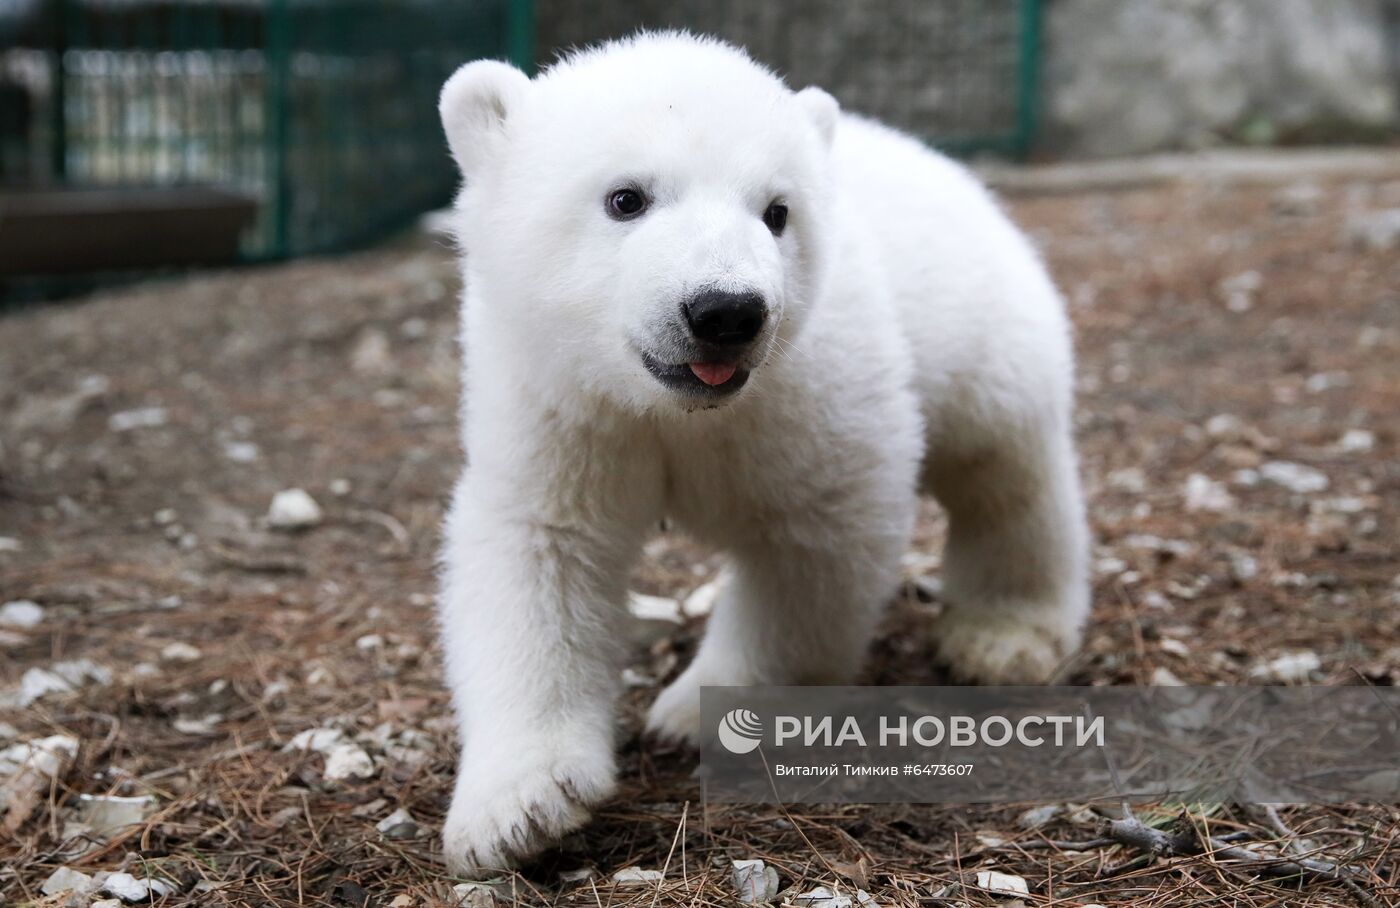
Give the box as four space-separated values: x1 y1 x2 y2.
506 0 534 74
49 0 69 180
265 0 292 257
1014 0 1041 160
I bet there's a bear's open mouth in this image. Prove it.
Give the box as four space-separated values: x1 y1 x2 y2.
641 353 750 396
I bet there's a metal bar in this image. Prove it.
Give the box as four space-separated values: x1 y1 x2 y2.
264 0 291 258
506 0 535 73
49 0 69 179
1013 0 1041 159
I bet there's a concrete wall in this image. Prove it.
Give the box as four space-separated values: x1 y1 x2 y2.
1042 0 1400 157
532 0 1400 159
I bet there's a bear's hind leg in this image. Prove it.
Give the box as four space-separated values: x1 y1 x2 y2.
924 422 1089 683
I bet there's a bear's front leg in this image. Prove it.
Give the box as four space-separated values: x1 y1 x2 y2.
647 499 916 746
437 477 633 876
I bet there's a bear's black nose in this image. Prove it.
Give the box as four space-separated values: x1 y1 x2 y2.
683 289 767 346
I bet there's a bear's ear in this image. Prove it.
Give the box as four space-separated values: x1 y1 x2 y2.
796 86 839 148
440 60 531 179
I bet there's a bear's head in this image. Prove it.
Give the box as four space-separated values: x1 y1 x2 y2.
440 33 838 412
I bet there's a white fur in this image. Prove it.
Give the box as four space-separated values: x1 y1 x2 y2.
435 33 1089 875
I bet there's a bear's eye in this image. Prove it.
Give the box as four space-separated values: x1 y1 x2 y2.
763 201 788 236
606 188 648 221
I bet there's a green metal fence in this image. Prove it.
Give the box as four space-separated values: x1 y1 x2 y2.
1 0 1037 280
532 0 1041 158
1 0 531 262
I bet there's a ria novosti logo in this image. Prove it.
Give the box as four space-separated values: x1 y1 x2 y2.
717 708 764 754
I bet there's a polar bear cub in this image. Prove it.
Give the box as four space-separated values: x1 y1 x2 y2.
435 33 1088 874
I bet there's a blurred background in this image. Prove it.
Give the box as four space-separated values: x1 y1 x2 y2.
2 0 1398 290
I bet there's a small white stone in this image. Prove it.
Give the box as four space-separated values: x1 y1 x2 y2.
1335 429 1374 453
160 641 203 663
376 806 419 839
173 714 222 735
0 599 43 628
267 488 323 529
1345 208 1400 251
356 634 385 651
259 679 288 702
451 882 498 907
51 658 112 688
1095 556 1127 577
284 727 347 754
1204 413 1246 441
790 886 851 908
0 536 19 553
1229 553 1259 583
1260 461 1329 494
1159 638 1191 657
323 743 376 780
1150 667 1186 687
1016 804 1062 829
1142 590 1171 610
101 872 150 901
76 793 156 835
0 734 78 780
129 662 162 680
19 666 75 705
329 477 353 496
223 441 260 463
731 859 779 903
1183 473 1235 513
1250 651 1321 682
149 879 178 898
1304 371 1350 393
101 872 175 902
153 507 178 526
1315 496 1371 515
108 406 168 432
1232 468 1261 488
559 868 595 883
351 329 394 374
1105 467 1146 493
40 866 96 897
611 867 664 884
92 899 124 908
974 870 1029 897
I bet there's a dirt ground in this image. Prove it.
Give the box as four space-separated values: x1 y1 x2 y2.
2 156 1399 907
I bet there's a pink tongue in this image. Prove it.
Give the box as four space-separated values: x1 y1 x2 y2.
689 362 738 386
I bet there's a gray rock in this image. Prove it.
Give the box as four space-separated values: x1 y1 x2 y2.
1260 461 1329 494
376 807 420 839
0 600 42 629
732 859 779 903
40 867 96 898
1345 209 1400 251
267 488 323 529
